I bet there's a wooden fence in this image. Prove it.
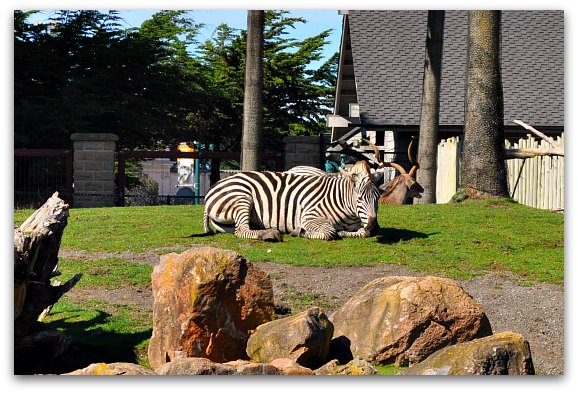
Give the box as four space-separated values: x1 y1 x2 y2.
436 134 564 210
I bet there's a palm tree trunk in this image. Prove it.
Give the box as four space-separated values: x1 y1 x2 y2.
415 10 445 204
458 10 509 199
241 10 264 171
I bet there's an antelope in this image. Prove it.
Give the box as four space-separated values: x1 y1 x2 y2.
363 137 424 205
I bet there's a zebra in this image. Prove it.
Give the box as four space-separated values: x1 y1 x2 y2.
287 137 423 205
203 160 382 241
285 165 331 177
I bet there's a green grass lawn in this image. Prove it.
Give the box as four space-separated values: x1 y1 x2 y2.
14 197 564 285
13 198 564 373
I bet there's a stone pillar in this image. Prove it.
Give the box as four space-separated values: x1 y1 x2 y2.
71 133 118 208
283 136 324 170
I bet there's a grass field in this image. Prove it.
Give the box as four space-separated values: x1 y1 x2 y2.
14 197 565 285
13 198 564 372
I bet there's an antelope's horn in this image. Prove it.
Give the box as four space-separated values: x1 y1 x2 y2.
383 162 408 174
361 138 384 165
408 136 419 178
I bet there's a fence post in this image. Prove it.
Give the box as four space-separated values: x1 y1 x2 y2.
70 133 119 208
283 135 324 170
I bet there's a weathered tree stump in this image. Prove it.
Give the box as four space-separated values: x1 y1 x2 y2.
14 192 82 336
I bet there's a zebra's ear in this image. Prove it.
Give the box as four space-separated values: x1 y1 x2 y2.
339 167 354 182
350 173 362 184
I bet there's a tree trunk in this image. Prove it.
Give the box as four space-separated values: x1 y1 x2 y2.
458 10 509 198
14 192 82 336
209 136 223 186
415 10 445 204
241 10 265 171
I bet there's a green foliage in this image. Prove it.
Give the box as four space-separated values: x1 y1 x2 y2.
14 10 337 153
373 364 406 375
195 10 337 157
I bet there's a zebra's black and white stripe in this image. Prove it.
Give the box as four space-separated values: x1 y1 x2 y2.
285 166 335 177
203 160 381 241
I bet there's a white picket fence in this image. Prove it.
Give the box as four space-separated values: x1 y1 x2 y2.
436 134 564 210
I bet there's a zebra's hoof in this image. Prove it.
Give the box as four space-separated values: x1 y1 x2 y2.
260 229 283 242
290 227 306 237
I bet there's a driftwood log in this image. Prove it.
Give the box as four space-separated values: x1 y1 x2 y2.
504 120 564 159
14 192 82 336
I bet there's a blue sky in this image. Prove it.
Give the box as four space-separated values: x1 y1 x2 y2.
28 9 343 68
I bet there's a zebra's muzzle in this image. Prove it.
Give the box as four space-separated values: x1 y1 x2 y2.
365 216 379 236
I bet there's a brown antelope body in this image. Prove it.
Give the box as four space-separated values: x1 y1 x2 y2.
363 137 424 205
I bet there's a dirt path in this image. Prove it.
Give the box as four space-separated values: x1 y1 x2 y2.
60 250 564 375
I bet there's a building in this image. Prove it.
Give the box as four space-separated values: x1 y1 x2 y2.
327 10 564 170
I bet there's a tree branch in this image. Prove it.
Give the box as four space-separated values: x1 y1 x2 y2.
512 119 563 149
14 192 82 334
505 120 564 159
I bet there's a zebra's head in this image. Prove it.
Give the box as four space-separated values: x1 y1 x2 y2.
340 160 381 236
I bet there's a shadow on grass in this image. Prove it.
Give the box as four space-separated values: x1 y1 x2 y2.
375 227 436 244
178 232 214 238
15 309 152 375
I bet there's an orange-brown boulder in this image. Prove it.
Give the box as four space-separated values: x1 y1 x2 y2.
148 247 275 370
400 331 535 375
246 306 334 369
330 276 492 366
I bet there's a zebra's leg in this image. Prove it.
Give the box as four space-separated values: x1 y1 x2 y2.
299 218 340 240
290 227 306 237
337 227 371 238
203 208 214 234
338 216 379 238
232 205 283 242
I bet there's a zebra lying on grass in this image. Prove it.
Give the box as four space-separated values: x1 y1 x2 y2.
203 160 382 241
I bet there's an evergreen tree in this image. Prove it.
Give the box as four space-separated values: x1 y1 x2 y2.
14 10 337 156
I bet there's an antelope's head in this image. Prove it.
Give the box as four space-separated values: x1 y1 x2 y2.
361 137 424 204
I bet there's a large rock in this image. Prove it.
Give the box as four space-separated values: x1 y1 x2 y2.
269 358 315 375
156 357 235 375
246 306 334 369
330 276 492 366
63 362 156 375
224 360 281 375
400 331 535 375
148 247 275 370
314 358 377 375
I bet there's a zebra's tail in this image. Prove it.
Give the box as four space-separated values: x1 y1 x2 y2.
203 208 214 234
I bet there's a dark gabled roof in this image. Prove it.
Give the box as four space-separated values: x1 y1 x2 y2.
347 10 564 128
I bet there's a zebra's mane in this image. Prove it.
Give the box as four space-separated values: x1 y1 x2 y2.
347 160 372 178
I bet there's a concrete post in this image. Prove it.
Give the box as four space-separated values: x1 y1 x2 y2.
70 133 118 208
283 136 323 170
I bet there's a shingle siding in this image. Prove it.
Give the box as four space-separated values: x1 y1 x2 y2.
438 10 467 126
346 10 564 128
349 10 427 125
501 10 564 127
